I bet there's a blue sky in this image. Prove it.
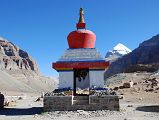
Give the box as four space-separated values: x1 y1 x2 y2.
0 0 159 76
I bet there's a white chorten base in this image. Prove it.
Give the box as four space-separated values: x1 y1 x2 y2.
58 70 105 89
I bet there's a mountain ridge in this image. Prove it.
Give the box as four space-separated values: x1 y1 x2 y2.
105 34 159 78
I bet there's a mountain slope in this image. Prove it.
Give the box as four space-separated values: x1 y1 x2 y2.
105 34 159 78
0 37 58 92
0 70 34 92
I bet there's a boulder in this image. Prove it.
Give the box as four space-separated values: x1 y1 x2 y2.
123 83 130 88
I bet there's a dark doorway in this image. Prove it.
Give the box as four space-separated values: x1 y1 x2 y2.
73 69 90 96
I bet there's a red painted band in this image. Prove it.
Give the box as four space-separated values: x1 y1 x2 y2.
53 61 109 70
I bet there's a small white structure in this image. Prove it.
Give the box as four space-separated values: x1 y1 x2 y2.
53 48 109 95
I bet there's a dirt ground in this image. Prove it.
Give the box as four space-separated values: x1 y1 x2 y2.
0 91 159 120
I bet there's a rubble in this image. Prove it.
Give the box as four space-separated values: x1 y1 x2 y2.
45 92 66 96
113 87 119 91
123 81 133 88
44 87 118 97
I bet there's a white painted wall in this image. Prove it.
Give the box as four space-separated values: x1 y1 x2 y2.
59 71 73 89
59 70 105 89
89 70 105 88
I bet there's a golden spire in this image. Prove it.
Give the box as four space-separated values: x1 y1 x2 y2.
78 8 85 23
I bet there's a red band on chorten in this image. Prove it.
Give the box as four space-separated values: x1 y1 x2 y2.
76 23 86 29
53 61 109 71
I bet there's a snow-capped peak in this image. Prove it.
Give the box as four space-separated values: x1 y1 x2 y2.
105 43 131 62
113 43 131 55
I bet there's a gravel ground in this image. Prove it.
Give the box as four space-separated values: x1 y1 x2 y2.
0 92 159 120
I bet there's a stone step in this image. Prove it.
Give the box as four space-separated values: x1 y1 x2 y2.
73 96 89 105
73 99 89 105
73 96 89 100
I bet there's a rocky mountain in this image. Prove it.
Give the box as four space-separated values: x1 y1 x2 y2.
105 34 159 78
105 43 131 62
0 37 38 71
0 37 58 92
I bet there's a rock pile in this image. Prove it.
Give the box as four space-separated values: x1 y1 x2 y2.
45 91 66 96
45 88 118 96
144 78 159 92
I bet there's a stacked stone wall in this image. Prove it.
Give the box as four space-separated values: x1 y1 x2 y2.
44 95 119 111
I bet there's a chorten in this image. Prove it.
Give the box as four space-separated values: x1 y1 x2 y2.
53 8 109 95
44 8 119 111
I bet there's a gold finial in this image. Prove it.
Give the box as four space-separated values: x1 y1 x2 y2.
78 8 85 23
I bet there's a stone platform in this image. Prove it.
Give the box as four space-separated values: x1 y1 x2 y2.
43 95 119 111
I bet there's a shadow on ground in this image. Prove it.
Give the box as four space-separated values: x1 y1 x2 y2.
136 105 159 112
0 107 43 116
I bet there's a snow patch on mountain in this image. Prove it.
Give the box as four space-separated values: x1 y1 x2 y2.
105 43 131 62
113 43 131 55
